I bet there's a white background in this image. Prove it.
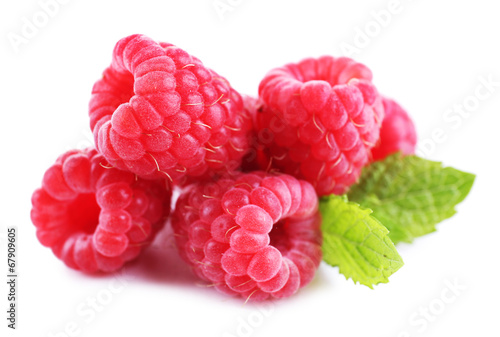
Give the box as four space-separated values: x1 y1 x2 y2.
1 0 499 336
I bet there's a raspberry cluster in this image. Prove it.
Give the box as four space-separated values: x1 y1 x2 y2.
31 34 417 300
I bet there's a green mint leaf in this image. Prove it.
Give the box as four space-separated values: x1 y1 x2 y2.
319 195 403 288
348 153 476 244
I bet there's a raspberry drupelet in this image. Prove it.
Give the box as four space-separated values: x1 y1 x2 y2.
172 172 322 301
250 56 385 196
89 34 252 184
30 148 172 273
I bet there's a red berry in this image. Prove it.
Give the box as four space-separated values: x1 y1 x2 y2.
249 57 385 196
30 148 172 273
172 172 322 300
370 97 417 161
89 34 252 184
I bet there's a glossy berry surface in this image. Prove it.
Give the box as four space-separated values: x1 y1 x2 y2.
172 172 322 300
89 34 252 184
30 148 172 273
250 56 385 196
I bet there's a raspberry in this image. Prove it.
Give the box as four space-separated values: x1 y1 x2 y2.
30 148 172 273
172 172 322 301
89 34 252 183
250 56 384 196
370 97 417 161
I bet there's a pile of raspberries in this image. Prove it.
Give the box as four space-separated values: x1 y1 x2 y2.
31 34 416 301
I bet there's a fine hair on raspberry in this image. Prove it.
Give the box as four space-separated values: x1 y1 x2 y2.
172 171 322 301
30 148 172 273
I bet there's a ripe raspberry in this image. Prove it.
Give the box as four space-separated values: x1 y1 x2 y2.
172 172 322 300
89 34 252 183
370 97 417 161
30 148 172 273
251 56 384 196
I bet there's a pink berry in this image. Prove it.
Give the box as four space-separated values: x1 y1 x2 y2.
171 172 322 300
89 34 252 184
248 56 385 196
30 148 172 273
